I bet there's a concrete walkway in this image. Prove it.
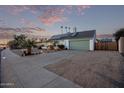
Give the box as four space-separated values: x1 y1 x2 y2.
1 49 80 88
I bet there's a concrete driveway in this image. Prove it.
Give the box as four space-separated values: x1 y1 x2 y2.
45 50 124 88
1 48 81 88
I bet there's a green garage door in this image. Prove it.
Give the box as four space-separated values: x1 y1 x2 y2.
69 40 89 50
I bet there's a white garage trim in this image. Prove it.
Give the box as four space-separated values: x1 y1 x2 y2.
90 34 96 51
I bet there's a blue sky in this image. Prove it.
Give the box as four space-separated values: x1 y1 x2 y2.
0 5 124 35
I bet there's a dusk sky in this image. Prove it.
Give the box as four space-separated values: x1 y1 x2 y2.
0 5 124 37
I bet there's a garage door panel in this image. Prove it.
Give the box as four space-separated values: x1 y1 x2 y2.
70 40 89 50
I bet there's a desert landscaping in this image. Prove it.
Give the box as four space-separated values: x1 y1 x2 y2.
0 5 124 88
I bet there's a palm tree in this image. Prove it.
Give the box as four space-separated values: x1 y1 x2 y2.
65 26 67 33
113 28 124 50
60 26 63 34
68 27 71 32
74 27 77 32
24 39 36 55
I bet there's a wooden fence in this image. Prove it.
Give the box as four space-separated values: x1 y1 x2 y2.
95 42 118 51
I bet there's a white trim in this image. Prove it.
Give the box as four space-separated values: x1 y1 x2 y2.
119 37 124 53
89 34 96 51
90 39 94 51
64 40 69 49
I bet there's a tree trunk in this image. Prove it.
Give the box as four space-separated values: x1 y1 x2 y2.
27 48 32 55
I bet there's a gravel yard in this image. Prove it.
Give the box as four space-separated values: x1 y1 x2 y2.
11 48 42 56
2 49 124 88
45 51 124 88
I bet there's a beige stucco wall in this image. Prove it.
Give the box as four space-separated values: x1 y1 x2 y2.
119 37 124 53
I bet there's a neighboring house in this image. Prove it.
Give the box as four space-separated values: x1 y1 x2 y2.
119 37 124 55
50 30 96 51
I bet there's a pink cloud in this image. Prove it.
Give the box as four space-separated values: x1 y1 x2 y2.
9 6 27 15
38 6 90 25
2 6 91 26
38 7 66 25
20 18 46 33
42 7 65 17
39 16 65 26
2 5 91 16
63 5 91 15
5 6 39 15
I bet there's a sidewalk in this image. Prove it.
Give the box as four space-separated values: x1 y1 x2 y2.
1 49 80 88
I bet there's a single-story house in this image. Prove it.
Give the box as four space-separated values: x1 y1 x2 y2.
50 30 96 51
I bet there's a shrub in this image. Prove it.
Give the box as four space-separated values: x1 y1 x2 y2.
48 45 54 50
114 28 124 41
57 45 65 50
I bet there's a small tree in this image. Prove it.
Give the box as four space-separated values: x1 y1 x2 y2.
8 34 27 49
113 28 124 50
8 34 36 55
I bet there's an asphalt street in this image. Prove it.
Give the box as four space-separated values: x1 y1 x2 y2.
0 49 2 87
